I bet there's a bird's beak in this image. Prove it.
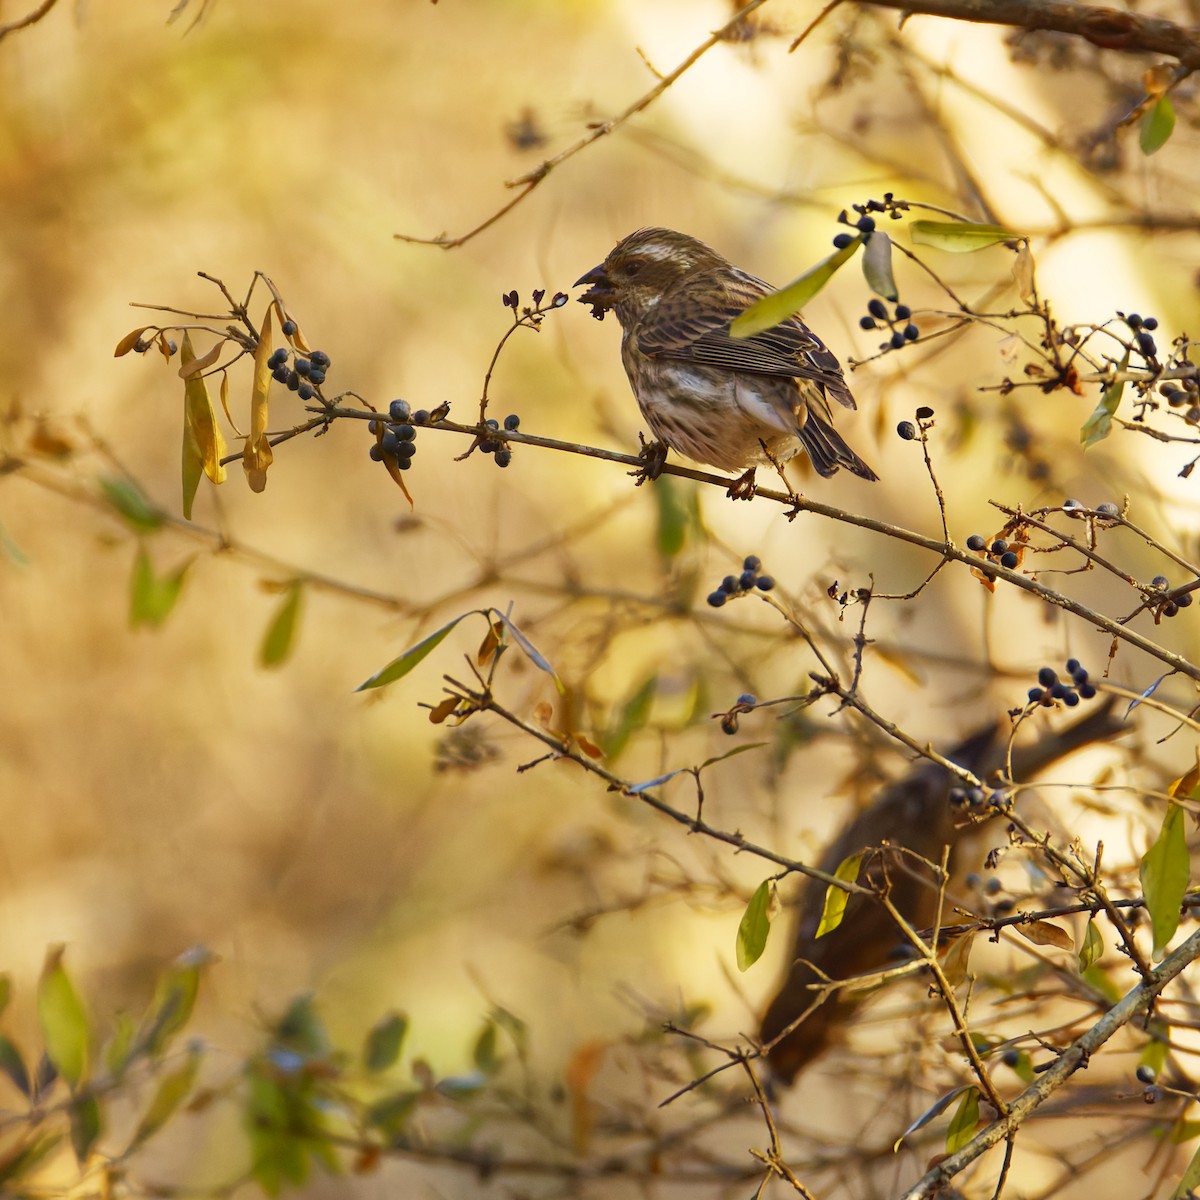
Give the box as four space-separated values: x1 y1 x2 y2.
574 263 614 320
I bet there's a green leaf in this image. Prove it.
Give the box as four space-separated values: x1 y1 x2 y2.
69 1091 102 1163
275 994 330 1058
100 476 164 533
1141 803 1189 955
490 1006 528 1058
363 1012 408 1073
473 1019 500 1074
604 674 658 761
1082 963 1122 1003
894 1084 973 1151
736 880 773 971
0 973 10 1017
130 546 192 629
698 741 769 772
1002 1048 1036 1085
1141 96 1176 156
1172 1143 1200 1199
1077 920 1103 972
1141 1031 1170 1082
945 1086 980 1153
1081 351 1128 447
0 1035 30 1096
365 1090 419 1134
815 853 862 938
260 581 304 668
106 1013 137 1078
861 231 898 300
654 475 689 559
356 613 473 691
128 1046 201 1151
37 946 90 1088
137 946 210 1060
730 237 863 338
0 1133 61 1185
910 220 1017 252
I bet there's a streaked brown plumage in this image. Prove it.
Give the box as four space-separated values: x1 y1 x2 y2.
575 227 877 490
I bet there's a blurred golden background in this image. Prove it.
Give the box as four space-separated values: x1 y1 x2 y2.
0 0 1198 1195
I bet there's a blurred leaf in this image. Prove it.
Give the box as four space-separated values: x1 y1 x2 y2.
1003 1048 1036 1085
243 306 275 495
491 1006 528 1059
0 973 10 1016
37 946 90 1087
0 1035 30 1096
356 613 472 691
32 1051 57 1101
494 609 561 689
473 1019 500 1074
0 522 29 567
731 238 862 338
698 741 768 771
1016 920 1073 951
910 221 1017 251
106 1013 137 1078
1081 351 1128 448
275 994 330 1058
180 331 228 520
128 1046 201 1151
130 546 193 629
260 580 304 668
1141 1032 1170 1081
1012 242 1036 304
861 231 897 300
0 1133 61 1185
815 853 862 939
1172 1143 1200 1199
736 880 773 971
1141 802 1189 955
100 477 164 533
364 1090 419 1134
114 326 151 356
69 1091 102 1163
1172 1119 1200 1145
565 1041 604 1155
654 476 692 559
1083 963 1122 1003
1077 921 1104 972
940 930 975 988
945 1086 980 1153
434 1072 486 1099
363 1012 408 1074
895 1084 973 1150
137 946 211 1060
603 674 657 761
1140 96 1175 155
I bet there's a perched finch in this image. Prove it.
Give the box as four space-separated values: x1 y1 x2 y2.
575 227 877 494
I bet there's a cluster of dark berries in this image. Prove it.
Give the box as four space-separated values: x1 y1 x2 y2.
965 533 1020 571
832 197 906 249
368 399 419 471
896 406 935 442
706 555 775 608
1122 312 1160 364
1158 374 1200 424
478 413 521 468
719 692 757 736
1062 498 1120 522
502 288 569 319
1027 660 1096 708
269 347 331 402
862 298 919 350
1147 574 1195 620
949 785 1009 811
133 336 177 356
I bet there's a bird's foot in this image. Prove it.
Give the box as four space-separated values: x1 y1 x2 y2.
631 435 669 486
727 467 757 501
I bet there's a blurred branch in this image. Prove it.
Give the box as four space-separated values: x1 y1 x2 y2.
0 0 61 43
858 0 1200 67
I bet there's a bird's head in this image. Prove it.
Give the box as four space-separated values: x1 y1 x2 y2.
575 227 725 323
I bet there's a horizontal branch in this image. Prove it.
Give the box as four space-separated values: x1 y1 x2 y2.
858 0 1200 67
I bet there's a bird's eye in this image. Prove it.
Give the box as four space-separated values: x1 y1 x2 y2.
625 259 644 277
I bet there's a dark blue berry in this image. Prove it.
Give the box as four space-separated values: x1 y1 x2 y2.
1050 682 1069 699
966 534 986 551
287 373 300 391
894 304 911 320
1063 691 1080 706
991 539 1009 554
1178 593 1194 608
485 418 500 431
412 409 431 425
736 693 757 707
381 431 400 457
832 233 854 249
1038 667 1057 687
389 399 411 422
739 570 757 590
294 359 311 377
1072 667 1088 685
856 216 876 233
297 383 314 401
860 316 877 330
281 319 297 336
1065 658 1081 674
308 370 325 385
1125 313 1142 329
495 448 512 468
272 366 290 384
503 414 520 431
890 330 906 350
755 576 775 591
743 555 762 572
392 424 416 442
897 421 917 440
903 323 919 341
368 419 381 434
268 349 288 368
1136 332 1157 358
720 575 739 594
480 438 500 454
395 440 415 460
868 298 888 320
707 591 727 608
1027 687 1044 703
1079 683 1097 699
1136 1065 1157 1084
369 444 384 462
311 350 330 367
1002 1048 1020 1067
397 457 413 471
1000 551 1018 569
1142 317 1158 331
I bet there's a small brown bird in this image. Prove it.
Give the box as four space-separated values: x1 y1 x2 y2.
575 227 877 494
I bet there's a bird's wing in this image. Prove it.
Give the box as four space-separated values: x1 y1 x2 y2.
635 267 857 410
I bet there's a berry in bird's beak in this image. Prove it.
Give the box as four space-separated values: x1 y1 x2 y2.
574 263 614 321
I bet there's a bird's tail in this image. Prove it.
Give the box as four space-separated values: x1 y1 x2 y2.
798 409 878 481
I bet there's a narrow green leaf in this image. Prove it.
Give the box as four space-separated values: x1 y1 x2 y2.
1172 1143 1200 1199
0 1035 30 1096
100 477 164 533
491 1006 528 1058
1141 803 1189 955
356 613 472 691
861 231 898 300
654 475 690 559
1077 920 1103 972
37 946 90 1087
365 1090 420 1134
128 1047 201 1151
736 880 773 971
1141 96 1176 156
698 741 769 772
473 1019 500 1074
69 1091 102 1163
604 674 658 761
275 994 330 1057
106 1013 137 1078
0 1133 61 1185
910 220 1017 252
363 1012 408 1073
730 237 863 338
260 581 304 668
130 547 192 629
895 1084 973 1151
815 853 863 938
1081 351 1129 447
945 1086 980 1153
137 946 210 1060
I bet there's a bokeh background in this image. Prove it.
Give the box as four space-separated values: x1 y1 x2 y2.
1 0 1198 1195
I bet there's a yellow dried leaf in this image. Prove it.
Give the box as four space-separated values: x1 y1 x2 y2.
243 307 274 494
218 371 245 437
429 696 460 724
1012 243 1035 305
574 734 604 759
114 326 151 357
477 621 504 664
533 701 554 726
1016 920 1073 950
177 340 224 379
180 332 227 486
